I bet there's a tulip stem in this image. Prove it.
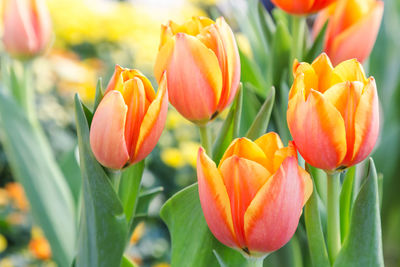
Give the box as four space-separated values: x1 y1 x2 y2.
327 172 341 263
199 124 212 155
112 170 122 193
291 16 306 64
245 257 264 267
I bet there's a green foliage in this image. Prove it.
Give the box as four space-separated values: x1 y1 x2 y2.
75 94 128 267
0 90 76 266
334 159 383 266
340 167 356 242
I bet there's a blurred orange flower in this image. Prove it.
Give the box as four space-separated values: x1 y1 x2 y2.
5 182 29 211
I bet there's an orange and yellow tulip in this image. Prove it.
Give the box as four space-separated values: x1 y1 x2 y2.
90 65 168 169
287 53 379 171
313 0 383 65
271 0 336 15
2 0 52 59
154 16 240 124
197 133 312 256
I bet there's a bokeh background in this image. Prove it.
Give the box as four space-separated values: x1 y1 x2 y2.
0 0 399 266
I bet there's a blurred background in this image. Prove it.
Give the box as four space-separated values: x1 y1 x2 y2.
0 0 399 266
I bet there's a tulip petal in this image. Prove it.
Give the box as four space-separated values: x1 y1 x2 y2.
33 0 52 52
287 89 346 170
3 0 37 55
106 65 125 93
133 73 169 163
311 53 335 93
219 156 271 248
219 138 270 172
215 17 241 110
323 81 363 165
160 33 223 122
154 37 175 83
292 62 319 95
309 0 337 13
122 78 146 158
244 157 305 253
350 78 379 165
254 132 284 173
329 1 384 65
197 148 237 248
271 0 313 14
298 166 313 205
331 59 368 84
90 91 129 169
273 142 298 173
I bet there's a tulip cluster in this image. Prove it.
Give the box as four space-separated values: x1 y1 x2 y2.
287 53 379 171
314 0 383 65
90 66 168 169
197 133 312 256
2 0 52 59
154 16 240 124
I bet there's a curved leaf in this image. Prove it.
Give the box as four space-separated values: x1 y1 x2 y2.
75 94 128 267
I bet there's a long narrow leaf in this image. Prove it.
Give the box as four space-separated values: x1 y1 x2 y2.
75 94 127 267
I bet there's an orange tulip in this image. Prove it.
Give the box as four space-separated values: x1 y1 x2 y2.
2 0 52 59
197 133 312 256
90 65 168 169
313 0 383 65
287 53 379 171
154 16 240 124
271 0 336 15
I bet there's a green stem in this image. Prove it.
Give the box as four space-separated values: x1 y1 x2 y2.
291 16 307 62
199 124 212 155
112 170 122 193
21 60 35 122
245 257 264 267
327 172 341 263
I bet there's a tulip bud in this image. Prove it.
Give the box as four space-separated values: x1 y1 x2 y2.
154 16 240 125
287 53 379 171
197 133 312 256
271 0 337 15
2 0 53 59
90 65 169 169
313 0 383 65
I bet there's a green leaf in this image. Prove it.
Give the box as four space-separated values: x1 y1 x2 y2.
334 158 384 267
271 21 292 87
245 87 275 140
119 161 145 229
212 87 243 164
239 84 261 136
257 1 275 44
0 91 76 266
58 147 82 207
340 167 356 242
239 50 268 97
135 186 164 217
160 184 246 267
305 21 328 62
120 255 138 267
93 77 104 112
305 182 330 267
75 94 128 267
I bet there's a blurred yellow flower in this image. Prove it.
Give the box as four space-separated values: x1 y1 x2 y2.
0 234 7 253
130 222 146 245
153 263 170 267
31 226 45 239
0 258 13 267
161 148 185 168
166 109 191 130
180 142 200 168
0 189 9 207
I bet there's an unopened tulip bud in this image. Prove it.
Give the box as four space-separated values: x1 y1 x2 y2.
90 65 168 169
313 0 383 65
154 16 240 125
2 0 53 59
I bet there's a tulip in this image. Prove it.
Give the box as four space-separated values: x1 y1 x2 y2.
197 133 312 256
271 0 337 15
2 0 53 59
287 53 379 171
154 16 240 124
90 65 168 169
313 0 383 65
